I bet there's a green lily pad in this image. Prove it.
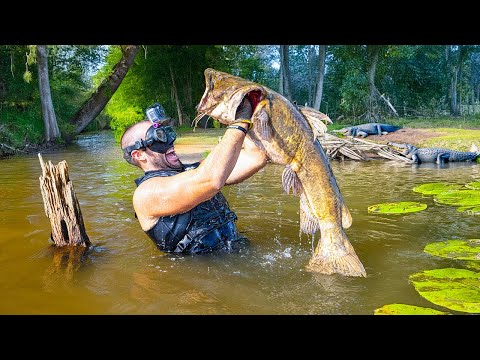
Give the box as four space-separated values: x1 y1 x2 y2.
413 182 464 195
465 261 480 271
368 201 427 214
409 268 480 313
466 181 480 190
424 239 480 261
457 205 480 215
434 190 480 207
374 303 449 315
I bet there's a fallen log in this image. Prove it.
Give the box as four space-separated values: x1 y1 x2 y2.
38 153 91 247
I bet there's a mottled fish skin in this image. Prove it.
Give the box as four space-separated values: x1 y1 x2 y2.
196 68 366 277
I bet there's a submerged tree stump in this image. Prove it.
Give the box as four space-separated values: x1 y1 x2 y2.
38 153 91 247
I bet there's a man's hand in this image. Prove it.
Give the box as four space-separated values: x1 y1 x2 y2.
235 97 253 120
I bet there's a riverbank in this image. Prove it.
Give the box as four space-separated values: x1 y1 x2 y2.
0 141 66 159
2 124 480 161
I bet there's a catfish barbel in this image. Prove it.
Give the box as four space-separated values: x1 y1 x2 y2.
194 68 366 277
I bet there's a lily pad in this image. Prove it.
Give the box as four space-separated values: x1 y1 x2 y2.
368 201 427 214
413 182 464 195
424 239 480 261
434 190 480 207
457 205 480 215
409 268 480 313
465 261 480 271
465 181 480 190
374 303 449 315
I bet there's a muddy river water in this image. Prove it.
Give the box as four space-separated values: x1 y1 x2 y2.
1 131 479 314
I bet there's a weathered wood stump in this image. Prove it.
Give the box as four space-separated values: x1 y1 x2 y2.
38 153 91 247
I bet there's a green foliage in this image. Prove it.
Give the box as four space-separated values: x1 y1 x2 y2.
23 71 32 83
424 239 480 261
0 45 108 147
103 45 279 140
108 105 145 141
374 303 449 315
2 44 480 150
409 268 480 313
367 201 428 214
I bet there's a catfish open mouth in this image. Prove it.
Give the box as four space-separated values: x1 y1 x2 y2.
244 90 263 113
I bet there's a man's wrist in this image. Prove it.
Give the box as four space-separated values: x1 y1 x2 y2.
226 124 248 135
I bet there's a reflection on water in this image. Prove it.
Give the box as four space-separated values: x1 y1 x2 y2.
0 131 479 314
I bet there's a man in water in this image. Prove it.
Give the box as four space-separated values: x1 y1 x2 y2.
120 100 268 254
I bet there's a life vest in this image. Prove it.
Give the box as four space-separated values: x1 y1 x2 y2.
134 163 247 254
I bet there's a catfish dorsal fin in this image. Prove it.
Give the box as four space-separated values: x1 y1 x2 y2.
297 105 331 140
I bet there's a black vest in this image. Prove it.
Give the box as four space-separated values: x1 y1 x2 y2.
134 163 244 254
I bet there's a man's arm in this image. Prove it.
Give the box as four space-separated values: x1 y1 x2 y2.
133 123 249 227
225 135 269 185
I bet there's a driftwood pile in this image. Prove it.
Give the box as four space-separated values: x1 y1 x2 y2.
319 133 413 163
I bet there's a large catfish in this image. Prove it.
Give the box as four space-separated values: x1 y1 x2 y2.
195 68 366 277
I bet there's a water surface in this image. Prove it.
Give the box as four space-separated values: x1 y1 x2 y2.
1 131 479 314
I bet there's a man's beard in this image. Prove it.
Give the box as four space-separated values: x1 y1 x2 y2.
150 148 184 171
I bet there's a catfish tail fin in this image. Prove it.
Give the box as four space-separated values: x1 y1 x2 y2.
306 227 366 277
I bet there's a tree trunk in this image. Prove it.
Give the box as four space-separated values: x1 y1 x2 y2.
447 45 463 116
450 68 458 115
67 45 139 139
457 45 464 116
365 45 398 121
279 45 291 99
36 45 60 142
471 87 475 115
313 45 326 111
367 45 381 122
169 65 183 126
278 46 284 96
307 45 315 106
38 153 90 247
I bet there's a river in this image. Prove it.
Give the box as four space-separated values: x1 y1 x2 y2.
1 130 479 314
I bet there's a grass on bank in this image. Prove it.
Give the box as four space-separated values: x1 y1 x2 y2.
329 117 480 152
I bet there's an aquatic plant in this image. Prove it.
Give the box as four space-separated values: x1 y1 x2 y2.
434 189 480 207
424 239 480 261
367 201 427 214
409 268 480 313
412 182 464 195
374 303 449 315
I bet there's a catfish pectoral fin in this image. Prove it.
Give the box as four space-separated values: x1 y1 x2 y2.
299 193 320 234
342 203 353 229
255 109 272 141
282 165 302 196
